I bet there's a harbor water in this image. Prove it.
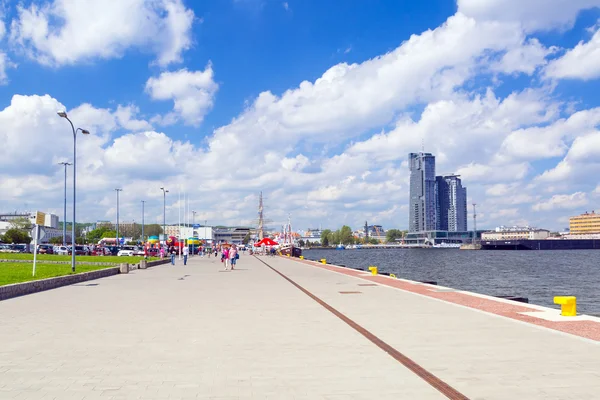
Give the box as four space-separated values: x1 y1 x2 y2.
303 248 600 316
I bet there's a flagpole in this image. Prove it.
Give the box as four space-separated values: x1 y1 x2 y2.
178 187 181 260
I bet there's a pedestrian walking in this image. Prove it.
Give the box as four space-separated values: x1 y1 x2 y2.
170 246 176 265
229 245 238 270
223 246 230 270
160 247 165 259
183 245 189 265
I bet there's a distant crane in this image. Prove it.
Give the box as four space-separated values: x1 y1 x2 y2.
472 203 477 244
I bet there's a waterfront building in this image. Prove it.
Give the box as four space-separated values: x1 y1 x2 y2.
409 152 436 232
213 227 251 244
481 226 550 241
436 175 467 232
569 211 600 234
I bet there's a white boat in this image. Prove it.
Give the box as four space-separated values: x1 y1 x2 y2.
432 242 461 249
336 243 345 250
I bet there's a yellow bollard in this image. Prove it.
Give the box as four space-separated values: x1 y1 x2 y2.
320 259 327 264
368 266 378 275
390 273 396 278
299 256 304 259
554 296 577 316
287 254 290 257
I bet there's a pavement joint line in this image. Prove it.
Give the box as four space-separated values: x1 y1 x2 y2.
254 255 470 400
294 258 600 346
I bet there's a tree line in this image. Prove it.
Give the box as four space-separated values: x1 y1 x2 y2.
317 226 408 246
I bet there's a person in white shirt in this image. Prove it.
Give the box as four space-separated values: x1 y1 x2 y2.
183 245 189 265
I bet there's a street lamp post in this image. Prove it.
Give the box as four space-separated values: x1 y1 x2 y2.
160 187 168 246
192 210 197 256
57 112 89 273
141 200 146 244
115 189 122 247
58 162 72 246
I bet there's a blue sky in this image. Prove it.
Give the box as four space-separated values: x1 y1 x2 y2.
2 0 600 232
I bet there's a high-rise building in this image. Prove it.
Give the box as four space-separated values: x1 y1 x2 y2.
408 152 436 232
436 175 467 232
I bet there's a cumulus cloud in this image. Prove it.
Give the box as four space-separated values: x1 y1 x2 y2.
5 4 600 231
545 25 600 80
457 0 600 32
145 65 218 126
532 192 588 211
9 0 194 67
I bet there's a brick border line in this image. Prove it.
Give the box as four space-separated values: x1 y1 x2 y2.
256 256 470 400
288 257 600 342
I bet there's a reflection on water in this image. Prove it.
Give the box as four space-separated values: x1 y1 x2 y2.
303 248 600 316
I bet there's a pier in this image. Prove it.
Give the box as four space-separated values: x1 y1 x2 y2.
1 255 599 399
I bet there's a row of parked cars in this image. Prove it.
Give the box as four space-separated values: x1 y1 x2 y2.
0 243 147 257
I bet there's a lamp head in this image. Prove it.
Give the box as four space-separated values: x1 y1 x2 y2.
81 129 90 135
57 111 67 118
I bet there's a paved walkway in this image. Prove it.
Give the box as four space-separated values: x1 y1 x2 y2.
0 255 598 399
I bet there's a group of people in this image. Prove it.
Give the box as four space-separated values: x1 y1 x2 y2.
156 243 242 269
218 244 239 271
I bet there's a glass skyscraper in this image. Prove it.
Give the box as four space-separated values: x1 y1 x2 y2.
436 175 467 232
408 152 437 232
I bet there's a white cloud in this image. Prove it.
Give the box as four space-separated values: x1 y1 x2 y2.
532 192 588 211
6 5 600 231
9 0 194 67
492 38 555 75
457 0 600 32
145 65 218 126
545 25 600 80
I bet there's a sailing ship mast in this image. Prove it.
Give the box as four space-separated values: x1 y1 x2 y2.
258 191 264 240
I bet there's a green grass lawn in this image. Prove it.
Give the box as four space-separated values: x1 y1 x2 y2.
0 263 115 286
0 254 158 264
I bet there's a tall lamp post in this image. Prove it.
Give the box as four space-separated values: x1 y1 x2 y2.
115 189 122 247
160 187 168 246
192 210 197 256
58 162 72 246
57 112 89 273
141 200 146 244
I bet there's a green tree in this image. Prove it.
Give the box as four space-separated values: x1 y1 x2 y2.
297 239 305 247
10 217 32 231
242 233 251 245
3 228 31 244
321 229 332 246
339 225 353 245
143 224 163 237
101 230 118 239
49 236 64 245
86 226 113 243
386 229 405 243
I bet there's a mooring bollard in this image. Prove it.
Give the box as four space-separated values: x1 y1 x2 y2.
286 254 290 257
119 263 129 274
390 273 396 278
299 256 304 260
554 296 577 316
320 258 327 264
368 266 378 275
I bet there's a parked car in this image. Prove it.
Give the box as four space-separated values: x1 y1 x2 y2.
54 246 69 255
106 246 120 256
133 247 145 256
117 246 137 256
145 247 159 257
91 247 111 256
68 246 90 256
37 244 54 254
11 244 27 253
0 244 17 253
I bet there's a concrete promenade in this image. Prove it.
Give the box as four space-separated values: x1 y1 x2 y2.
0 254 599 399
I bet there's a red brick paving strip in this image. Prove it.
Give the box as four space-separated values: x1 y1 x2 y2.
293 258 600 342
256 256 471 400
